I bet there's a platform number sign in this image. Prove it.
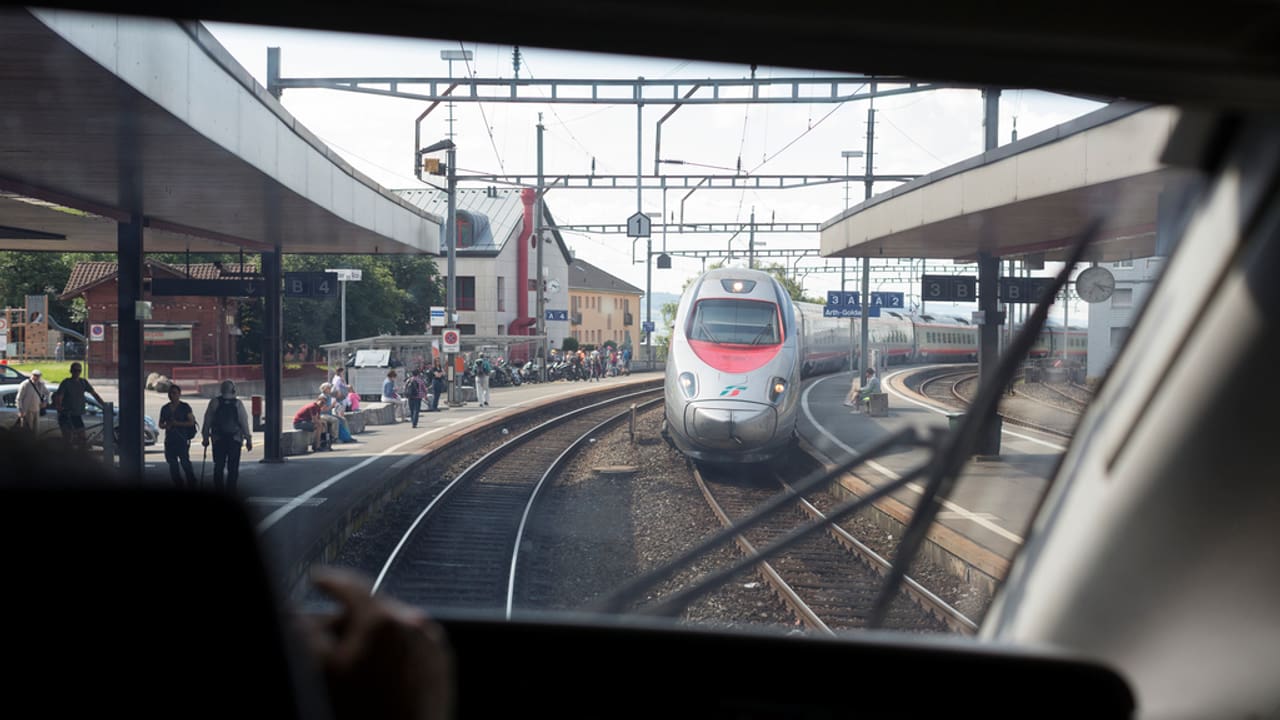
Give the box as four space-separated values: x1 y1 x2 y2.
285 272 338 298
922 275 976 302
1000 277 1056 304
870 291 904 308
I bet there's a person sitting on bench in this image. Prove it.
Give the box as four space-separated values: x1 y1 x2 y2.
855 368 882 413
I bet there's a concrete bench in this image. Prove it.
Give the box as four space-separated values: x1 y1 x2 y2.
344 410 366 434
867 392 889 417
281 429 313 457
360 403 399 425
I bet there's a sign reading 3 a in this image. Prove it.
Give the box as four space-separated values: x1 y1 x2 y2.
921 275 976 302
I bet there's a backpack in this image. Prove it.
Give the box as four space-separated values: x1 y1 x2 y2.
406 377 421 399
475 358 491 376
179 404 198 441
214 399 241 436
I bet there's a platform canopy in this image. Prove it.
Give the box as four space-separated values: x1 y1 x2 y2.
820 103 1197 263
0 8 440 255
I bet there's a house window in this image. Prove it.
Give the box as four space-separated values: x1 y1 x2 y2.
498 324 506 335
143 325 193 363
1112 288 1133 308
459 324 476 335
497 277 506 312
458 277 476 310
1111 258 1134 269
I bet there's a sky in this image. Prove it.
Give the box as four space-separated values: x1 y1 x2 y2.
204 21 1104 319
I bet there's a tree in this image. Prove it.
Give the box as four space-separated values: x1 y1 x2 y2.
0 251 109 329
758 262 824 304
561 336 579 353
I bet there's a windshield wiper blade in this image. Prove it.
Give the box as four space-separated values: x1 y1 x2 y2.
590 425 931 615
864 219 1101 630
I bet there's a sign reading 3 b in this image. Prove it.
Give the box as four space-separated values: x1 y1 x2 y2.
922 274 976 302
285 272 339 298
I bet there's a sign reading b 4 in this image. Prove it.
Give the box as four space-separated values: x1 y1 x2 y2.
285 272 338 298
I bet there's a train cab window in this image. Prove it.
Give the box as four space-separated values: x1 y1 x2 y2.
688 299 780 345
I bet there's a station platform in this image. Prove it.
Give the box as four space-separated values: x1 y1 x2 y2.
796 365 1068 593
96 372 660 593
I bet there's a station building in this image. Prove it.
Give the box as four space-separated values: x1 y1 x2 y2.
396 186 576 350
60 260 252 379
568 259 642 350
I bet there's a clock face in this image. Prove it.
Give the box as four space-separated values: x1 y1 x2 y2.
1076 266 1115 303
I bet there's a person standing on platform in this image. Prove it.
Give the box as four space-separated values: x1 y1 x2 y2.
51 362 104 453
202 380 251 494
472 353 492 407
428 360 446 412
158 385 198 488
16 368 48 438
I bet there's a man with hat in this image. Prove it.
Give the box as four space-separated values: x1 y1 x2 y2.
16 368 48 438
201 379 252 494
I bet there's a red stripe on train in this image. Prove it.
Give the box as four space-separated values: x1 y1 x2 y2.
689 338 782 373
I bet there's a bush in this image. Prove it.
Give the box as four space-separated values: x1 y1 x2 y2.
560 337 579 352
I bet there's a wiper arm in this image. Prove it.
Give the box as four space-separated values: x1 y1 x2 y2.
591 425 932 615
864 219 1101 629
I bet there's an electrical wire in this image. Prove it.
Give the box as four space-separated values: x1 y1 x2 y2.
880 113 946 165
459 41 506 173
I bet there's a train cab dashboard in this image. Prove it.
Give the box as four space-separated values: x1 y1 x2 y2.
6 1 1280 718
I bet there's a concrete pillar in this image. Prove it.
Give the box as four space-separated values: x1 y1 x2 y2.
116 214 145 477
262 248 284 463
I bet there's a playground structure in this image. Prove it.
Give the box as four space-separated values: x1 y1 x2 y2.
1 295 85 361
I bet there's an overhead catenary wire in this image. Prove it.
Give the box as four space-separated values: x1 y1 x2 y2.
459 41 506 173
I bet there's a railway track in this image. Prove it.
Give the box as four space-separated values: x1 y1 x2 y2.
372 387 663 616
692 462 971 635
912 365 1076 439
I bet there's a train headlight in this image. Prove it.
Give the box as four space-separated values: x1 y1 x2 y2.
678 372 698 399
769 377 787 403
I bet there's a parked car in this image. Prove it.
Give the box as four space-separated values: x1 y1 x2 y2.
0 384 158 447
0 364 28 385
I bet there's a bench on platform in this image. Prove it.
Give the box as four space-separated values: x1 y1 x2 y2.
344 410 366 434
360 403 399 425
867 392 889 417
280 429 313 457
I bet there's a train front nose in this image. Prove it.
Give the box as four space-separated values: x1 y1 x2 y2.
685 402 778 449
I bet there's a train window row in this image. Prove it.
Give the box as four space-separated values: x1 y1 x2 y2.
925 331 976 344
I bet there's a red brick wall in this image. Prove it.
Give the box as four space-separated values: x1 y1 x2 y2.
82 281 238 379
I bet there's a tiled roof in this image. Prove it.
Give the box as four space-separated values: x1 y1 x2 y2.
568 259 643 295
61 260 258 298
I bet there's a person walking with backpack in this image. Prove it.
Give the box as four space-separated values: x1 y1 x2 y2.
473 353 492 407
201 380 251 494
405 368 429 428
159 385 199 488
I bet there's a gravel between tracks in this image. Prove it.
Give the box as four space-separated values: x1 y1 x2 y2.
523 407 800 632
524 407 986 632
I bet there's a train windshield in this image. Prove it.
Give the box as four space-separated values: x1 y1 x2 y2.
688 299 781 345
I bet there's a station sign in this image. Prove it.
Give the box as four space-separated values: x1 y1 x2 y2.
869 291 904 309
825 290 860 309
325 268 362 282
151 278 266 298
999 277 1056 304
545 310 569 322
823 306 880 318
284 272 338 298
921 275 976 302
430 306 446 327
442 329 461 353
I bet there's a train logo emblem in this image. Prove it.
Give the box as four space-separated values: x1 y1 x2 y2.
719 385 747 397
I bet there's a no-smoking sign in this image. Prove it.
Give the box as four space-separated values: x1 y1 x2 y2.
442 329 460 353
